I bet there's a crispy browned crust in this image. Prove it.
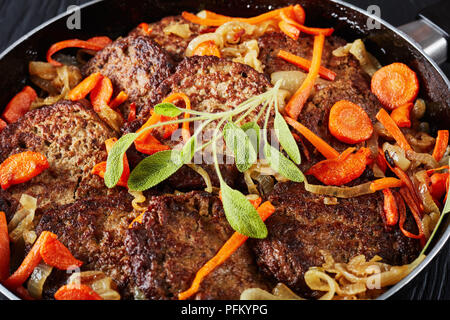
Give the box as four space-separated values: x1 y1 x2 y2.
126 192 272 300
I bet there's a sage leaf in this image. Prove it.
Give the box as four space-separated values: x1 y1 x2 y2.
220 182 268 238
153 102 182 117
105 132 139 188
264 144 304 182
241 122 260 153
274 110 301 164
128 150 183 191
181 136 196 164
223 122 257 172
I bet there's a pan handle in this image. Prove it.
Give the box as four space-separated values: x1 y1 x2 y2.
398 0 449 65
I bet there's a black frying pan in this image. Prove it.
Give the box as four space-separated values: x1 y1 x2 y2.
0 0 449 300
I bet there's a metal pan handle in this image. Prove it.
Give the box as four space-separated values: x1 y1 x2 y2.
398 0 449 65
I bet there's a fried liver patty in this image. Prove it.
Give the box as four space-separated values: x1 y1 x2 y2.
0 100 116 221
125 192 272 300
82 34 175 118
250 182 420 296
35 194 138 299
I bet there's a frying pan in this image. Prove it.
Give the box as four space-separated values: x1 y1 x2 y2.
0 0 449 300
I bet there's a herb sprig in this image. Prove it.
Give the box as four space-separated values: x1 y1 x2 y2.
104 81 303 238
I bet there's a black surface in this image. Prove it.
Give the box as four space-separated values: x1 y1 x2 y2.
0 0 448 300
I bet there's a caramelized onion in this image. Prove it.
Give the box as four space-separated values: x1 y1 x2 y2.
27 263 53 299
187 164 213 193
406 150 438 169
414 170 440 214
163 24 192 39
383 143 411 171
68 271 120 300
8 194 37 244
305 180 374 198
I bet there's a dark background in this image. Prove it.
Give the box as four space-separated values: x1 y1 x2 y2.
0 0 448 300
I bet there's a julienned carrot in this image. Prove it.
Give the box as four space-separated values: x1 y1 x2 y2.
398 187 425 246
67 72 103 101
55 284 103 300
0 211 10 282
192 40 221 58
279 7 334 36
128 102 137 122
47 39 109 67
390 103 413 128
376 108 412 152
3 231 56 289
86 36 112 47
162 93 192 142
382 188 399 226
135 113 171 155
293 4 306 24
2 86 37 124
371 63 419 110
129 213 145 229
432 130 449 162
328 100 373 144
179 201 276 300
90 76 113 112
109 91 128 109
278 21 300 40
277 50 336 81
285 116 339 159
40 237 83 270
306 148 372 186
284 34 325 120
0 151 49 190
370 177 404 192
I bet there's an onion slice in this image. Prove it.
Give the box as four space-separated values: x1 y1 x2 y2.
304 180 374 198
27 263 53 299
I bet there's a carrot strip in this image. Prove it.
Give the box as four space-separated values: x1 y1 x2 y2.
370 177 404 192
0 211 10 282
109 91 128 109
293 133 311 162
277 50 336 81
90 76 113 113
67 72 103 101
86 36 112 47
179 201 276 300
432 130 449 162
426 165 449 175
390 103 413 128
55 284 103 300
15 286 35 300
3 231 56 289
285 116 339 159
279 7 334 36
2 86 37 124
284 34 325 119
40 237 83 270
0 151 49 190
376 108 412 152
192 40 221 58
279 21 300 40
129 213 145 229
399 187 425 245
47 39 108 67
429 172 449 200
382 188 399 226
128 102 137 122
162 93 192 142
293 4 306 24
134 113 170 155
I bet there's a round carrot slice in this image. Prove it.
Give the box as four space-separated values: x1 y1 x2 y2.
328 100 373 144
371 62 419 110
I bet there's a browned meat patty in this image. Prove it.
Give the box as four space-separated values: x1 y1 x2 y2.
35 194 138 299
82 34 175 118
130 15 210 62
250 182 421 297
0 100 116 222
125 192 272 300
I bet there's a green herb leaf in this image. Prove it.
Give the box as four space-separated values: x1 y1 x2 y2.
220 182 268 238
105 132 139 188
127 150 183 191
264 143 304 182
241 122 261 153
153 102 182 117
181 136 196 164
274 110 301 164
223 122 257 172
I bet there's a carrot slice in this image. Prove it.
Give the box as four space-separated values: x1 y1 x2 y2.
162 93 192 142
432 130 449 162
277 50 336 81
429 172 449 200
371 63 419 110
128 102 137 122
285 116 339 159
137 23 152 35
192 40 221 58
382 188 399 226
328 100 373 144
90 76 113 112
398 187 425 245
306 147 372 186
390 103 413 128
376 108 412 152
293 4 306 24
47 39 108 67
179 201 276 300
0 211 10 282
370 177 404 192
279 21 300 41
109 91 128 109
55 284 103 300
40 237 83 270
0 151 49 190
182 8 284 26
279 7 334 36
284 34 325 119
2 86 37 124
67 72 103 101
134 113 171 155
87 36 112 47
3 231 56 289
